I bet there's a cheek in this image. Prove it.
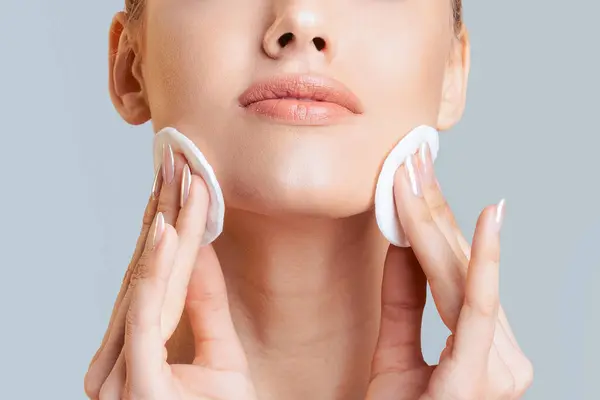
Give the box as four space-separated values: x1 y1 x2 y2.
141 4 259 131
344 16 450 126
364 40 446 114
135 1 453 218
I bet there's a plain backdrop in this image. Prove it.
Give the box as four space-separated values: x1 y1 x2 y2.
1 0 598 399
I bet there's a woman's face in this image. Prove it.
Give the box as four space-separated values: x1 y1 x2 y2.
112 0 468 218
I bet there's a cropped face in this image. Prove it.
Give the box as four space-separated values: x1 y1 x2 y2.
110 0 469 218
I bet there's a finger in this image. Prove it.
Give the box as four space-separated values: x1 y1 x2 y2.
85 276 138 399
85 169 160 399
156 144 187 227
97 352 125 400
124 213 177 389
452 202 503 373
161 170 211 339
187 245 248 372
371 246 427 378
393 155 465 330
417 143 471 261
416 146 524 353
438 334 455 364
86 147 186 398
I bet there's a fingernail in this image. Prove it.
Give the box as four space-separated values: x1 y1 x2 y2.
405 154 422 197
418 142 434 185
151 165 163 199
151 212 165 249
162 144 175 185
495 198 506 229
180 164 191 208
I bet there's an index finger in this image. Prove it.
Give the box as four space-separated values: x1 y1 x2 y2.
160 170 211 339
452 204 502 372
125 213 177 389
88 167 160 368
393 154 465 331
418 143 471 260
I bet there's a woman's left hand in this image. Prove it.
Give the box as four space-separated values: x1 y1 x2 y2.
366 143 533 400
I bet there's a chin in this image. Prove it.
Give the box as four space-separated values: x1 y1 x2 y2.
218 164 376 220
159 111 407 220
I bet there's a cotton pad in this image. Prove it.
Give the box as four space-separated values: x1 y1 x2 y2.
153 127 225 246
375 125 440 247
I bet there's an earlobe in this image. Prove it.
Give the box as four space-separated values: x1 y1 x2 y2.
108 12 150 125
436 27 471 131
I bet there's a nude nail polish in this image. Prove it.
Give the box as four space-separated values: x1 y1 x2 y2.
151 165 163 199
151 212 165 249
405 154 422 197
418 142 434 185
495 198 506 229
162 144 175 185
181 164 191 207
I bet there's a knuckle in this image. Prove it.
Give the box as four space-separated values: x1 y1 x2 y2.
206 291 229 312
131 257 152 286
466 292 498 318
125 294 154 337
515 357 535 392
381 297 424 318
429 196 448 218
445 381 479 400
121 263 136 289
142 204 156 227
191 289 228 312
83 369 101 399
445 334 455 349
125 304 139 337
417 203 435 224
494 376 516 399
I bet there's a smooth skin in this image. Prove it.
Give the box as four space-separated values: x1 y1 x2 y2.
85 0 533 398
85 143 532 400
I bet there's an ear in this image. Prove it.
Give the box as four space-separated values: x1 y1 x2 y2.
108 12 150 125
436 26 471 131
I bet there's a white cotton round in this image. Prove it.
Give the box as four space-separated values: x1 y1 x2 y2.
374 125 440 247
153 127 225 246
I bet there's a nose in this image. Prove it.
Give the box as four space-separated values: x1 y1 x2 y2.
263 2 335 62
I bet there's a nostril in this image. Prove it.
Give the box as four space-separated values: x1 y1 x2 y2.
278 32 294 48
313 37 326 51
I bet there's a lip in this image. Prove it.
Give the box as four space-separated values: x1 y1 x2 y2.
238 74 364 125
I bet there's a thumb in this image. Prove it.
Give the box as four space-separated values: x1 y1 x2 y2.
186 245 248 372
371 245 427 379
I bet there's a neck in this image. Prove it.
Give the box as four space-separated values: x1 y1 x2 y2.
214 209 389 400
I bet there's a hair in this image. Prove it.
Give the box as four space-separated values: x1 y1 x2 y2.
453 0 463 33
125 0 463 34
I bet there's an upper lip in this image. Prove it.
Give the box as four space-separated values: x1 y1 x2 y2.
238 73 364 114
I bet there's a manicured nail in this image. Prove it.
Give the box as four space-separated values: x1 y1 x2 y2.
151 212 165 249
495 198 506 229
180 164 191 208
418 142 434 185
162 144 175 185
405 154 422 197
151 165 163 199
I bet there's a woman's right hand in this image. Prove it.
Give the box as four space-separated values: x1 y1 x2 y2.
84 145 256 400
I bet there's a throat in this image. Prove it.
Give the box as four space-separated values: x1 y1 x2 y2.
171 208 390 399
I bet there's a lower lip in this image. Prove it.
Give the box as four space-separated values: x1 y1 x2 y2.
244 99 354 125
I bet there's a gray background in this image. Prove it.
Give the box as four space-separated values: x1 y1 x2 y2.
0 0 598 398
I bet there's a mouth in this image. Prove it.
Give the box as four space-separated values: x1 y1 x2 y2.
238 74 364 125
